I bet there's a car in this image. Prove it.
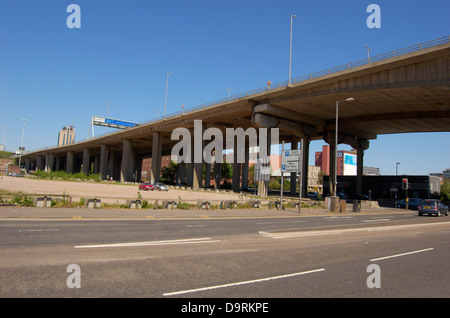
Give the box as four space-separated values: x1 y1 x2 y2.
138 182 154 191
336 192 348 200
8 172 24 177
418 199 449 216
307 191 319 199
153 182 169 191
395 198 422 210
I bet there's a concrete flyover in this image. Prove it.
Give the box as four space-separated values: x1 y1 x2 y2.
22 36 450 197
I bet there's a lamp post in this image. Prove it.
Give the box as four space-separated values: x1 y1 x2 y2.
289 14 297 85
18 119 27 169
1 125 6 150
163 71 172 120
365 44 371 63
225 88 233 100
332 98 354 211
105 100 112 135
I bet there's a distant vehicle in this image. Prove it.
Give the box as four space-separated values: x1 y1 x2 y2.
307 191 318 199
418 199 448 216
395 198 422 210
8 172 24 177
336 192 347 200
153 183 169 191
139 182 154 191
349 194 369 201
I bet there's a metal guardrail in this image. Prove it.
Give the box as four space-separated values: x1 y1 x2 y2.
140 35 449 124
29 35 449 153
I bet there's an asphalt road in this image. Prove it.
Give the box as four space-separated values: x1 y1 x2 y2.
1 208 449 305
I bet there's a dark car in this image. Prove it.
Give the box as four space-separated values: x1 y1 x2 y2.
395 198 422 210
418 199 448 216
138 182 154 191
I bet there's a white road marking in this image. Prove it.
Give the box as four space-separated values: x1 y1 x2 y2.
362 218 391 223
18 229 59 232
370 248 434 261
74 237 221 249
163 268 325 296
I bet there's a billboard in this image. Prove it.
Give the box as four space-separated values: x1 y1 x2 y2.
343 153 357 175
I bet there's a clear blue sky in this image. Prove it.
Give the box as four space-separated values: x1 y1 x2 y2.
0 0 449 175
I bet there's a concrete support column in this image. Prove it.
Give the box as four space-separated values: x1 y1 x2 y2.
66 151 74 174
93 154 100 175
120 139 133 182
301 138 310 198
82 148 91 175
356 147 364 195
108 151 116 180
45 153 54 172
214 161 221 189
241 144 249 189
99 144 109 179
36 156 44 171
177 162 186 186
290 140 298 195
232 142 241 192
151 132 162 184
55 157 61 171
204 163 211 188
25 159 31 173
186 134 194 187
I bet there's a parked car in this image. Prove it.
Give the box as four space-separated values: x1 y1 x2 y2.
395 198 422 210
138 182 154 191
307 191 319 199
8 172 24 177
336 192 348 200
418 199 449 216
153 182 169 191
349 194 369 201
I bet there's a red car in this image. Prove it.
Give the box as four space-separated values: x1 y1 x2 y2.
139 182 154 191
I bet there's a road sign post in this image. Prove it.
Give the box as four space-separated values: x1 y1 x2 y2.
281 146 302 212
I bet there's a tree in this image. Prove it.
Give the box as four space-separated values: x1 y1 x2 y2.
160 161 177 184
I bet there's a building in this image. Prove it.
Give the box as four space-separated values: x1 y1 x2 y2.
57 126 75 146
323 175 441 200
315 145 379 176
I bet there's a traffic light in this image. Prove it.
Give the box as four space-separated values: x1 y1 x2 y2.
402 178 408 190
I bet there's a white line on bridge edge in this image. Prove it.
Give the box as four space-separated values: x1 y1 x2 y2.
370 248 434 261
162 268 325 296
74 237 221 249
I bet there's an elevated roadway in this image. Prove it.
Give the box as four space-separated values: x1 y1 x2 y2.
22 36 450 196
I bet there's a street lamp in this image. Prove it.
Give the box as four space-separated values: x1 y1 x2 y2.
225 88 233 100
396 162 400 176
105 100 112 135
1 125 6 150
18 119 27 169
365 44 371 63
289 14 297 85
163 71 173 120
332 98 354 210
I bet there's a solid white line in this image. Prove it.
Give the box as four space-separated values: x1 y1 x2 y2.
18 229 60 232
162 268 325 296
370 248 434 261
74 237 220 249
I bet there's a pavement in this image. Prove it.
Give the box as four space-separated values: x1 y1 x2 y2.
0 175 407 220
0 204 408 220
